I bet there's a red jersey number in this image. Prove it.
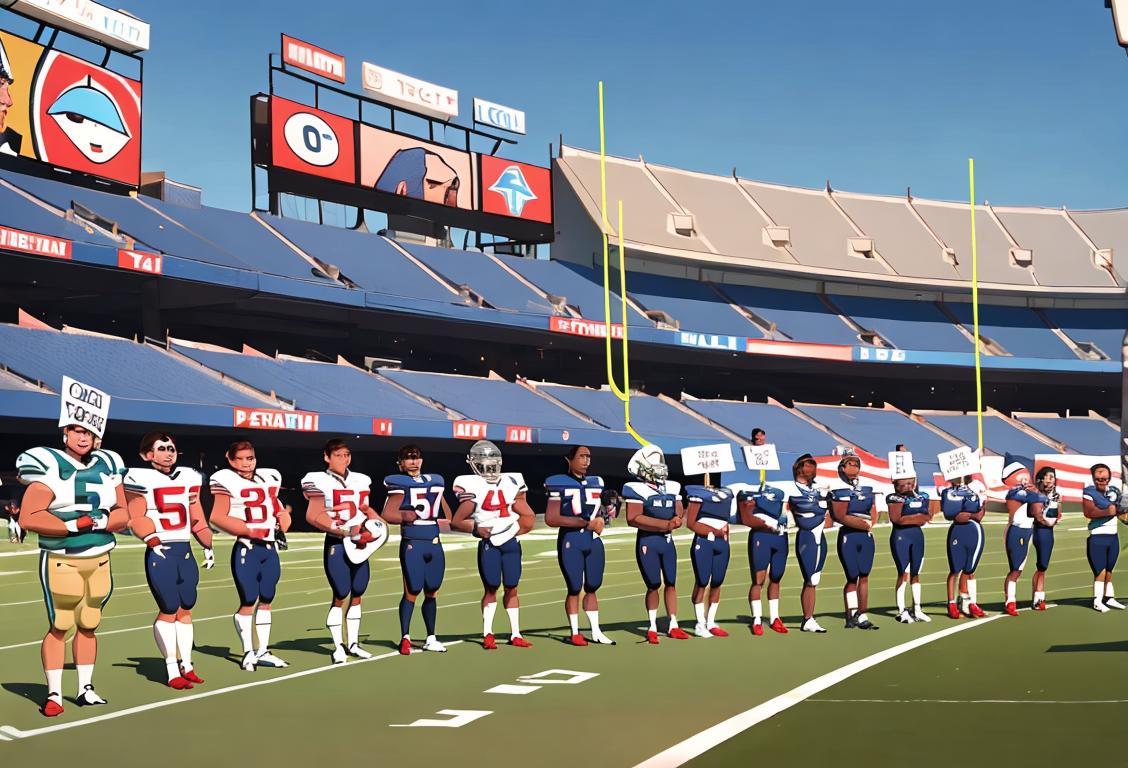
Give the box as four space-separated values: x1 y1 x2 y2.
241 486 281 525
482 489 510 517
153 486 189 530
330 488 370 525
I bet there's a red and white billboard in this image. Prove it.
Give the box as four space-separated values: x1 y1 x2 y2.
372 418 394 436
0 225 71 259
233 407 319 432
549 317 624 339
506 425 532 444
282 35 346 83
453 420 488 440
117 249 161 274
480 155 551 223
270 96 356 184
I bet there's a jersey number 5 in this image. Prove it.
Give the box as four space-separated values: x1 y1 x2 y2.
153 486 192 530
331 489 370 524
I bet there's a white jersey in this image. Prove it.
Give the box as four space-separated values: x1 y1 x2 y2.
123 466 203 543
301 470 373 528
1084 484 1122 536
453 472 527 524
210 468 283 542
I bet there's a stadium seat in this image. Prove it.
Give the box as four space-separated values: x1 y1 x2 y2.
0 181 118 246
719 284 862 346
1015 415 1118 456
828 295 970 352
624 272 763 336
916 412 1055 458
682 398 839 455
499 256 651 324
944 303 1077 359
796 404 957 476
403 244 555 315
1042 308 1127 361
534 383 730 441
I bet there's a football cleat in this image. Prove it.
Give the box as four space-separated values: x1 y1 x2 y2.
709 626 730 637
856 618 879 630
182 668 204 685
168 676 194 690
896 610 914 624
40 695 64 717
482 633 498 650
240 651 257 671
947 603 962 620
569 633 589 647
913 607 931 623
399 637 413 655
423 636 447 652
508 636 533 648
75 685 107 706
1004 601 1018 617
968 603 986 618
668 627 690 640
694 623 713 638
347 643 374 660
255 650 289 668
751 621 764 637
844 613 859 629
769 618 789 634
1105 598 1126 610
800 618 827 633
331 644 348 665
590 632 616 645
1094 600 1111 613
646 630 660 644
1032 600 1047 611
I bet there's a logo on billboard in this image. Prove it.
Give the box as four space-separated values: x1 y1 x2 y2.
372 418 394 436
453 420 488 440
282 35 345 83
488 165 537 216
270 96 356 184
233 407 319 432
361 62 458 119
117 249 161 274
283 111 340 167
473 97 525 135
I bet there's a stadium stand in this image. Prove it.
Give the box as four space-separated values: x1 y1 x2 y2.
1069 208 1128 284
532 383 730 442
623 272 763 336
1042 307 1127 361
944 302 1077 359
1015 414 1118 455
403 244 555 315
719 284 862 346
915 412 1055 458
0 180 118 245
909 200 1037 286
794 404 957 474
991 207 1115 288
499 256 651 324
827 295 969 352
681 398 839 455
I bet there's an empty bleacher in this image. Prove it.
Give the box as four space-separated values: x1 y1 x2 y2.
1042 308 1126 361
0 180 117 246
720 284 862 346
500 256 651 324
403 244 555 315
624 272 763 336
681 398 838 455
795 404 957 474
533 383 729 442
1015 415 1118 455
828 295 969 352
916 412 1054 458
944 303 1076 359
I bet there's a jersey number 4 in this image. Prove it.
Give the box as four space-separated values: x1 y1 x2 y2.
241 486 281 524
482 489 511 517
152 486 199 530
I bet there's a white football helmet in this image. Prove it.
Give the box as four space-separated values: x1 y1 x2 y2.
628 443 668 488
467 440 503 483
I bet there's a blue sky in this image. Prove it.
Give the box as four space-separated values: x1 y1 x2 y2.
42 0 1128 212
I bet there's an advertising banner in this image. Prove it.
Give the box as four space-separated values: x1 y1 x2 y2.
473 97 525 134
359 123 474 210
361 61 458 119
282 34 345 83
479 154 550 223
270 95 355 184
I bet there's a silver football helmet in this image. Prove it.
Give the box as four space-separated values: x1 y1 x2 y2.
627 443 668 488
467 440 503 482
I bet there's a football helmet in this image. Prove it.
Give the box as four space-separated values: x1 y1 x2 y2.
467 440 503 482
628 444 668 488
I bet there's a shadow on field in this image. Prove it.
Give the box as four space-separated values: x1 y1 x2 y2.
194 644 239 664
112 656 167 685
1046 639 1128 653
2 681 46 705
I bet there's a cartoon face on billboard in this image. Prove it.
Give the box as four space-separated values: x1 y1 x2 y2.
359 124 474 210
31 50 141 186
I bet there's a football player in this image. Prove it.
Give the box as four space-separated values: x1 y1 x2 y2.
544 445 616 645
1082 463 1124 612
684 483 736 637
885 473 933 623
209 440 291 671
17 423 129 716
734 482 788 635
1030 466 1061 610
623 444 688 643
382 445 450 654
302 438 384 664
941 475 986 619
1000 459 1042 617
787 454 830 633
124 431 214 689
829 454 879 629
452 440 535 649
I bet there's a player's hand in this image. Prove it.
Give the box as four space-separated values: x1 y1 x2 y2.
355 529 376 547
588 516 605 535
401 508 419 524
146 536 168 558
719 524 730 539
247 528 269 540
476 524 491 540
65 515 96 533
203 548 215 569
668 516 682 532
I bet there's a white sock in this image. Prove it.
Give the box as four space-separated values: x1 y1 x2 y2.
959 592 969 610
967 579 978 604
1094 581 1105 601
706 601 720 628
76 664 93 694
483 602 497 635
769 598 780 623
647 609 658 632
46 668 62 697
154 620 177 679
234 613 254 654
254 610 272 653
1107 583 1115 598
1005 581 1016 604
895 582 907 612
911 581 922 607
751 599 762 623
326 606 343 647
1033 590 1045 605
585 610 602 634
694 602 707 626
568 612 580 635
175 621 194 672
846 591 858 613
506 607 521 637
345 604 362 646
857 612 869 623
668 614 679 630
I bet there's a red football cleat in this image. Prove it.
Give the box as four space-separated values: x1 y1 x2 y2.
1033 601 1047 611
709 626 729 637
646 630 660 644
751 621 764 636
1004 602 1018 617
668 627 690 640
399 637 413 655
182 669 204 685
769 618 789 634
40 697 64 717
508 636 532 648
482 633 497 650
968 603 986 618
168 676 194 690
947 603 962 620
569 633 589 646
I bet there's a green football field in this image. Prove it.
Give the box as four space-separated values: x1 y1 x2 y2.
0 521 1125 767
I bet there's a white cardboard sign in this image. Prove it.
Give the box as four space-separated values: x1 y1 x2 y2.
938 445 979 481
680 443 736 475
888 451 915 480
58 376 111 438
742 443 780 472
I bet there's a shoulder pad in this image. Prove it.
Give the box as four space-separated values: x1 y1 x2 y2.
301 471 325 495
665 480 682 495
209 468 239 494
505 472 527 492
178 467 203 486
258 468 282 486
685 484 709 502
622 482 652 501
1005 487 1026 502
351 472 372 488
16 446 59 483
428 473 445 486
452 474 477 492
886 493 905 505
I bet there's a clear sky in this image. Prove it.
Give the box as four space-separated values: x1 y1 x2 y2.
51 0 1128 212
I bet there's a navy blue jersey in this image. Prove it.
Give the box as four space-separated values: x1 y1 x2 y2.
830 483 875 518
1041 491 1061 522
685 485 736 524
1005 486 1045 529
623 481 681 535
545 474 605 520
941 485 982 521
887 490 930 526
787 481 827 532
383 473 445 541
731 483 787 525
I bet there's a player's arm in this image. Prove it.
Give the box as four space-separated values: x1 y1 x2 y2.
968 501 986 523
450 497 480 535
887 497 905 526
1082 493 1116 520
276 495 292 533
17 482 67 535
737 495 772 532
1005 495 1024 523
941 490 972 524
513 492 536 535
685 500 708 536
1028 498 1049 527
188 493 214 549
106 483 130 532
625 500 672 532
124 491 157 541
544 496 585 530
831 496 870 531
868 496 878 528
209 490 264 539
380 491 416 525
304 492 350 537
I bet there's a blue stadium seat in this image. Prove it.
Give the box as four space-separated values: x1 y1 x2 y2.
0 181 117 245
499 257 650 325
625 272 763 337
796 405 957 473
1016 416 1118 456
537 384 728 441
0 326 265 405
944 303 1076 359
919 413 1053 458
683 399 839 455
720 284 862 346
1043 308 1127 361
404 244 554 315
381 370 594 430
830 295 969 352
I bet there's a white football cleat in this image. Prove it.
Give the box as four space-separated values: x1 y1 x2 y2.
75 685 107 706
1106 598 1126 610
422 636 447 653
693 623 713 638
800 617 827 633
240 651 257 671
1093 600 1111 613
255 650 289 668
590 631 616 645
896 609 914 624
331 644 348 665
347 643 374 659
913 607 932 623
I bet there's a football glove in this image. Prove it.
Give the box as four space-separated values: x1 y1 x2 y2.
275 526 289 551
203 548 215 569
